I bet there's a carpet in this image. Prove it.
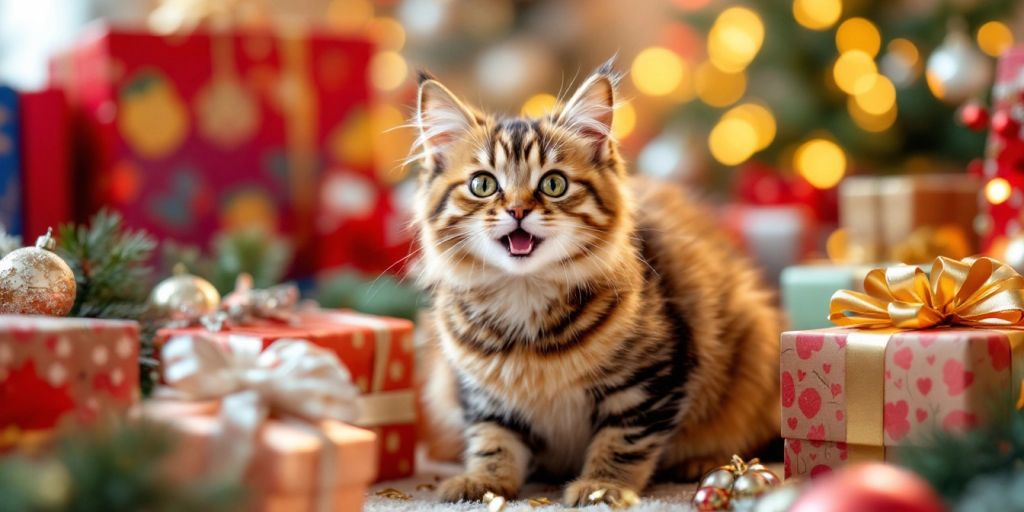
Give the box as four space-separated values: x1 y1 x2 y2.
364 453 784 511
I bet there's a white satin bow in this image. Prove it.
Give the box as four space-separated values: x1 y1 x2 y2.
161 334 361 482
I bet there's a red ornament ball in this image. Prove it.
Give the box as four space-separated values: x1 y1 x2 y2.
692 486 730 511
959 102 989 131
991 109 1019 137
790 463 946 512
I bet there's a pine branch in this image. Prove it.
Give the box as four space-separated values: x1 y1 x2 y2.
56 210 157 320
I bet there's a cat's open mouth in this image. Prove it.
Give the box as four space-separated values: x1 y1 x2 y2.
500 228 542 257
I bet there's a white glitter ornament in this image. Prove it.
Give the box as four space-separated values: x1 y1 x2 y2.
0 228 77 316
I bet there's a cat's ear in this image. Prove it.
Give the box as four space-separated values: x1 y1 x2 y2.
555 59 620 155
415 71 481 168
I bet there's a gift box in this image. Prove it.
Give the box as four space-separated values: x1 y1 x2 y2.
978 46 1024 253
19 89 72 238
157 309 416 481
780 257 1024 479
53 24 412 274
781 263 876 331
838 175 978 264
0 86 21 235
0 316 140 450
723 204 816 285
145 399 378 512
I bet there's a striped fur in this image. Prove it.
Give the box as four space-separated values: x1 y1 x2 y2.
413 62 780 506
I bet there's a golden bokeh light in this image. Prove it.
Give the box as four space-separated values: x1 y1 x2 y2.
833 50 878 95
888 39 920 67
370 51 407 91
977 21 1014 58
521 93 558 117
793 0 841 30
836 17 881 57
708 7 764 72
722 103 776 150
854 74 896 115
612 101 637 139
847 95 897 132
695 62 747 107
795 138 846 189
632 47 687 96
327 0 374 31
367 17 406 51
709 117 758 165
985 177 1012 205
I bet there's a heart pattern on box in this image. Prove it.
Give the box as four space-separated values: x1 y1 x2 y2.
783 329 1015 447
785 438 861 480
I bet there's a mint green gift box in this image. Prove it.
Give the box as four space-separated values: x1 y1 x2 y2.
780 263 872 331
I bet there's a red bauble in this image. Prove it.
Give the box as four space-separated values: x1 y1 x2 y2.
692 486 730 511
959 102 989 131
991 109 1019 137
790 464 946 512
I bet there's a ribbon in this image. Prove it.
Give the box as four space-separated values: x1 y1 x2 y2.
197 273 306 332
830 256 1024 329
824 256 1024 456
162 334 360 509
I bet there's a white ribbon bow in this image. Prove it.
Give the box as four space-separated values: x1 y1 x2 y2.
161 334 361 488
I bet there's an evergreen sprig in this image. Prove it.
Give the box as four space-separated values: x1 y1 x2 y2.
897 406 1024 505
56 210 156 319
0 421 242 512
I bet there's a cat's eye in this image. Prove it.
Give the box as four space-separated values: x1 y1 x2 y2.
539 172 568 197
469 172 499 197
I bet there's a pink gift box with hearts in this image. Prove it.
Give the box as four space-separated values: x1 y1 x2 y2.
780 327 1024 478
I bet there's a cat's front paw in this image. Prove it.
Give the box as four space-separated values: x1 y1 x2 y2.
563 479 641 508
437 473 518 503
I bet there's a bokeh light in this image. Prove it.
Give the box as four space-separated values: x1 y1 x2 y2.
793 0 841 30
836 18 880 57
986 177 1012 205
847 95 897 132
977 21 1014 58
795 138 846 189
521 93 558 117
327 0 374 31
695 62 746 107
722 103 776 150
709 117 758 165
370 51 407 91
854 74 896 115
632 47 687 96
833 50 877 95
708 7 764 72
367 17 406 51
612 101 637 139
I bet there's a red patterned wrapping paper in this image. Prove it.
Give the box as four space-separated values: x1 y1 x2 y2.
781 327 1022 478
53 24 412 274
157 309 416 481
0 316 139 449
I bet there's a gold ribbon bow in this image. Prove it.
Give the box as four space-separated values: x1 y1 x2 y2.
829 256 1024 329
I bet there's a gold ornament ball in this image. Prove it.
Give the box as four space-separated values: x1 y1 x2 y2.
0 229 76 316
149 264 221 321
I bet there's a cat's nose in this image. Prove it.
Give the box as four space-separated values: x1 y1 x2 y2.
508 207 532 220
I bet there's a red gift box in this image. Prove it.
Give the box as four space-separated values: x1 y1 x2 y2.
53 24 412 274
0 316 140 450
19 89 72 238
157 309 416 481
781 327 1023 478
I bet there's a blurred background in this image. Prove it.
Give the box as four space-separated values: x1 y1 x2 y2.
0 0 1021 307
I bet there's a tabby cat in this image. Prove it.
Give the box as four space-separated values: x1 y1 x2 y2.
412 61 781 506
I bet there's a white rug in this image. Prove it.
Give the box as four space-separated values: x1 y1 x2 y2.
365 453 771 511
